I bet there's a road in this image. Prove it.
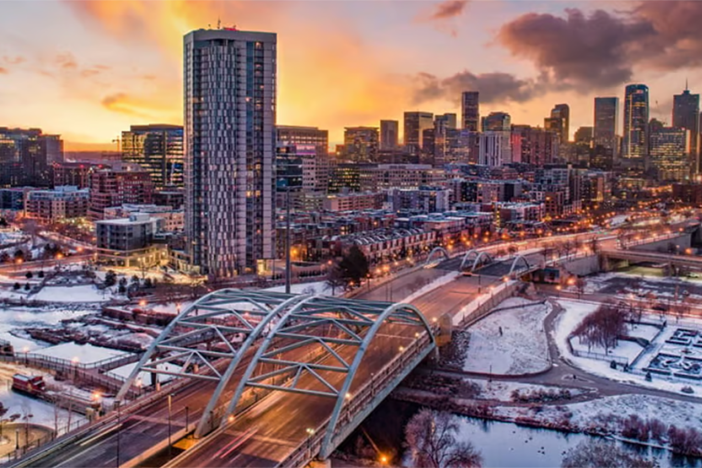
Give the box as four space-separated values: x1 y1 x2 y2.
17 224 697 467
168 321 415 468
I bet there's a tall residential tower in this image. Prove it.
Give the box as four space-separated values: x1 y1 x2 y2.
184 28 276 278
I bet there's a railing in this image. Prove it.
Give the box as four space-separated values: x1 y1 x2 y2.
8 367 197 468
1 351 142 372
277 331 435 467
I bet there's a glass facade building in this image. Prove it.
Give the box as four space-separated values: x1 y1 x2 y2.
184 28 276 278
121 124 184 190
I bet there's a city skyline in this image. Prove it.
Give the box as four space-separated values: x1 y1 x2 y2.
1 0 701 150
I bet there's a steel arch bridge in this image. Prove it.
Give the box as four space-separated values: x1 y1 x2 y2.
424 246 450 266
116 290 435 448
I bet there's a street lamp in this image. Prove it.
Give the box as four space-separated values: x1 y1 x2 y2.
306 427 315 452
167 394 173 459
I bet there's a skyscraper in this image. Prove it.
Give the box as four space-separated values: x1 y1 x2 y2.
550 104 570 144
461 92 479 131
184 28 276 278
380 120 399 150
121 124 184 190
623 84 649 159
344 127 379 163
435 113 457 130
0 128 61 188
649 125 690 181
481 112 511 132
594 97 618 154
673 86 700 174
403 112 434 153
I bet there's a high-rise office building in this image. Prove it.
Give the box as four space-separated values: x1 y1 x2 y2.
649 126 690 181
403 111 434 153
594 97 618 154
623 84 649 159
435 113 457 131
121 124 184 190
0 128 61 188
344 127 379 163
673 86 700 174
461 91 480 131
184 28 276 278
276 125 328 155
380 120 399 150
481 112 511 132
574 127 593 146
550 104 570 144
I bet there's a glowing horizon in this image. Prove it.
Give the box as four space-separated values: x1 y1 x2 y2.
0 0 699 152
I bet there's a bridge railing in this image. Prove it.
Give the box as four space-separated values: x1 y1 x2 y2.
277 330 435 468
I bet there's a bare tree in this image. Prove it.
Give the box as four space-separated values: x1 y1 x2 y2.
404 409 482 468
573 302 630 354
561 439 657 468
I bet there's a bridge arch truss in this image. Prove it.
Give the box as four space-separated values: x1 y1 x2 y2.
471 251 493 272
425 246 450 266
508 254 531 276
115 290 312 425
221 295 435 456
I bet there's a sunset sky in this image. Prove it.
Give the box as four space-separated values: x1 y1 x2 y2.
0 0 701 151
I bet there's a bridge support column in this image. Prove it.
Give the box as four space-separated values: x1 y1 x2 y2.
307 458 331 468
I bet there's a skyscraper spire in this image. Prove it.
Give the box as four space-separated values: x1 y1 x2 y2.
686 77 689 92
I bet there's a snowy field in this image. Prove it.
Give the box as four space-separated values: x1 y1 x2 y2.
497 393 702 435
110 361 179 386
555 299 702 396
32 342 127 364
0 364 86 430
32 285 111 303
463 377 588 402
265 281 341 296
0 306 94 352
463 298 551 375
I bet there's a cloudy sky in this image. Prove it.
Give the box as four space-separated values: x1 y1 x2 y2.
0 0 700 150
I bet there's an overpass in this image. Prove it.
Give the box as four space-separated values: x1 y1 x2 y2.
601 249 702 272
10 291 436 468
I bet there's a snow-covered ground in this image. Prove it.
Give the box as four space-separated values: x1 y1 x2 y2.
463 378 588 402
32 285 111 303
32 342 127 364
110 361 179 386
0 306 94 352
264 281 340 296
463 298 551 375
0 364 86 430
496 393 702 435
554 299 702 396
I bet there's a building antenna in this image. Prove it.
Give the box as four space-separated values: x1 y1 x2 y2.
217 17 221 29
686 78 689 92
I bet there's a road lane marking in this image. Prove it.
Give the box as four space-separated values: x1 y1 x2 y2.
215 426 259 459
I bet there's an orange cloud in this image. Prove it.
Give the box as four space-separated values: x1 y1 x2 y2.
426 0 469 21
0 67 7 75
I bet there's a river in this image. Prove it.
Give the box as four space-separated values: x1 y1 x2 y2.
452 416 701 468
356 400 702 468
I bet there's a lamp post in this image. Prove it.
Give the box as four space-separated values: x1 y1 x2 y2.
167 394 173 459
115 400 121 468
306 427 315 453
